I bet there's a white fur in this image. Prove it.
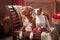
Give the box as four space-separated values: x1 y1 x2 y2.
19 31 23 39
34 8 40 14
29 32 33 39
41 32 52 40
24 17 32 31
36 14 46 28
50 27 55 32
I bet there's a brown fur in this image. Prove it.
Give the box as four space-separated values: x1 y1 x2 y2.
20 6 36 31
43 10 50 20
51 29 59 40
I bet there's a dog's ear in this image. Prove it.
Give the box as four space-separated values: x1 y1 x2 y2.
43 11 49 20
28 6 34 11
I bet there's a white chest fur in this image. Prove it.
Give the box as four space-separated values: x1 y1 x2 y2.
36 14 46 28
23 18 32 31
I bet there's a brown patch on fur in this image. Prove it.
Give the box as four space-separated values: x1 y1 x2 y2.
43 10 50 20
50 29 59 40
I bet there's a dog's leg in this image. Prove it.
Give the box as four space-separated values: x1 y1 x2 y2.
19 31 23 39
29 32 34 40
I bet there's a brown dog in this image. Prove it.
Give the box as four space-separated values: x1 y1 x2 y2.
19 6 36 40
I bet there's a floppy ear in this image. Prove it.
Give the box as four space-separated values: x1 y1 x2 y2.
43 11 49 20
32 16 36 28
45 16 50 27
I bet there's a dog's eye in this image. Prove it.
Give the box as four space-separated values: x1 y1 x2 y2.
37 10 40 12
